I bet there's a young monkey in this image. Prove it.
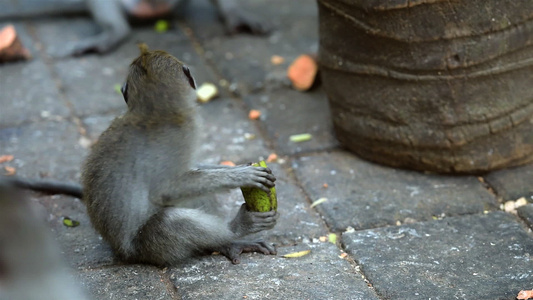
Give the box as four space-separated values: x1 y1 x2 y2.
80 44 279 265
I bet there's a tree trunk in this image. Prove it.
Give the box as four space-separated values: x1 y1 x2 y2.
318 0 533 173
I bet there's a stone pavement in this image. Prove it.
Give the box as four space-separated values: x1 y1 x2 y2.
1 0 533 299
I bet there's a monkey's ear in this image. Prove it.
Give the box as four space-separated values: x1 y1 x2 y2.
121 82 129 103
182 66 196 90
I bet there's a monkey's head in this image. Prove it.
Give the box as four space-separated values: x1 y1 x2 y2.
121 44 197 115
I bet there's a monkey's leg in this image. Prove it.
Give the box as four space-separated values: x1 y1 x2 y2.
210 0 270 34
132 205 277 265
62 0 130 56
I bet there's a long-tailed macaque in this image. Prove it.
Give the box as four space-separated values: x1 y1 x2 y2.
5 44 279 265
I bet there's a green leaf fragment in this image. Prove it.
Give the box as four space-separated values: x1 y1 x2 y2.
154 20 169 33
63 217 80 227
289 133 312 143
282 250 311 258
328 233 337 244
310 197 328 208
114 83 122 95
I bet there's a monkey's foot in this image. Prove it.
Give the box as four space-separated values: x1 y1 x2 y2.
218 240 276 264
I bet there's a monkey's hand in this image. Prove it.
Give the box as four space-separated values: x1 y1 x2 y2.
217 239 276 264
230 165 276 193
230 204 278 237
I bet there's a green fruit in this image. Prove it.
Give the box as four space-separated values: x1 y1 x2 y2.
241 161 277 212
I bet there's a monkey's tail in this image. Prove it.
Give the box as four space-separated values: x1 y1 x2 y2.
5 177 83 199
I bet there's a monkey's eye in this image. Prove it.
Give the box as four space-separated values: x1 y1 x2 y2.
121 82 128 103
182 66 196 90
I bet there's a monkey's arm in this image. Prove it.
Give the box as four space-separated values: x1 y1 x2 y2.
135 204 277 264
210 0 270 34
194 163 234 169
4 177 83 199
152 165 275 206
62 0 130 56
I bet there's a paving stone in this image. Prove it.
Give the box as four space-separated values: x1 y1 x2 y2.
0 120 86 180
81 97 269 163
0 54 70 127
33 19 218 116
77 265 174 300
343 211 533 300
210 163 326 246
184 0 318 95
293 151 498 231
243 88 337 155
170 242 377 300
485 163 533 201
517 204 533 229
196 98 270 164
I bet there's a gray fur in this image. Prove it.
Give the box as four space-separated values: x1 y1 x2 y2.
0 181 88 300
81 47 278 265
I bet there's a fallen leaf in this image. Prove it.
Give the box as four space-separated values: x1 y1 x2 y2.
154 20 169 33
220 161 236 167
266 153 278 163
287 54 318 91
271 55 285 65
289 133 312 143
0 155 14 163
4 166 15 176
282 250 311 258
328 233 337 244
517 290 533 300
62 217 80 227
0 24 31 63
79 136 92 148
515 197 528 208
196 82 219 103
310 197 328 208
244 133 256 140
248 109 261 120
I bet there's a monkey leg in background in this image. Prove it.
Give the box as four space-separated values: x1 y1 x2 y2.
0 0 270 56
82 44 278 266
